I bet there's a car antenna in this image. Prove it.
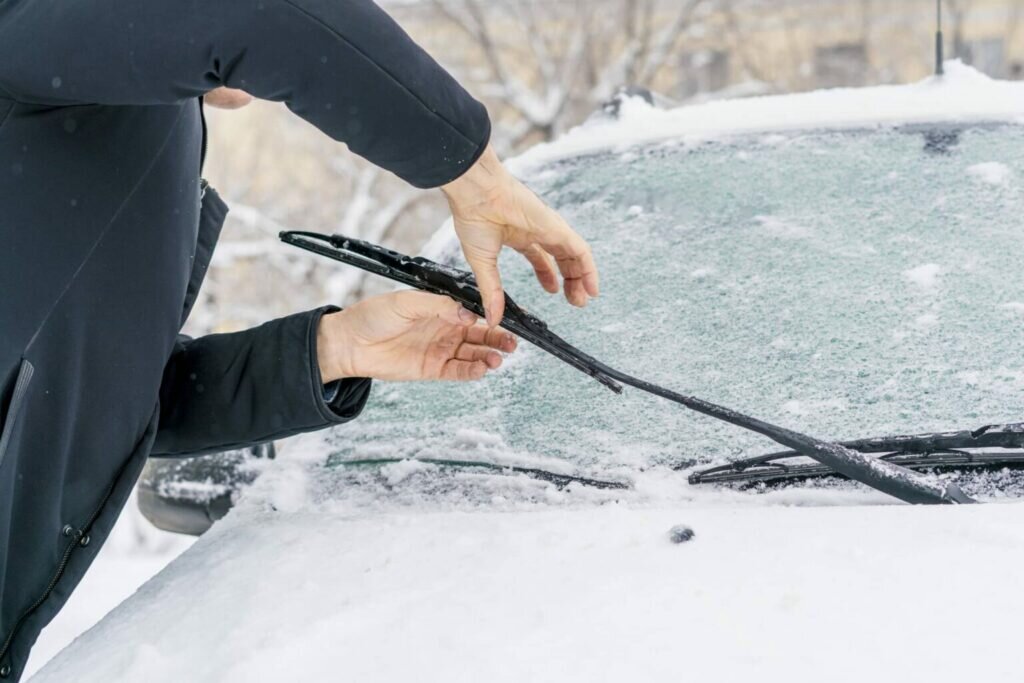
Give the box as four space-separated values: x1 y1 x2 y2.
935 0 945 76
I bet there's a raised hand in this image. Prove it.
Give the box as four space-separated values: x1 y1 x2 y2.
442 144 600 327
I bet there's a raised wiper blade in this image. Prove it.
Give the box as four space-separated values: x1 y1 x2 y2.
689 450 1024 486
281 231 624 392
281 230 976 506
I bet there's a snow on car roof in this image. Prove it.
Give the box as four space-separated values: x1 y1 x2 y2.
511 61 1024 173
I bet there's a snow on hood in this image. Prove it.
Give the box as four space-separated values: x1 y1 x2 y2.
509 61 1024 174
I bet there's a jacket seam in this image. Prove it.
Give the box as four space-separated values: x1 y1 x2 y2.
23 105 187 353
0 79 19 102
0 99 14 134
281 0 482 150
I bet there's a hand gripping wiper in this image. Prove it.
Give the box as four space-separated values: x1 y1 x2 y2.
280 230 976 505
688 422 1024 486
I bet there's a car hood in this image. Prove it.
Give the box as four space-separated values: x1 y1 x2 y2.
32 502 1024 683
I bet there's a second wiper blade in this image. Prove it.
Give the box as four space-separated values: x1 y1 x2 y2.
689 450 1024 486
281 230 977 506
688 422 1024 485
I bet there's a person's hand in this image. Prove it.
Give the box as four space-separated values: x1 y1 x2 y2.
442 144 600 327
317 291 518 383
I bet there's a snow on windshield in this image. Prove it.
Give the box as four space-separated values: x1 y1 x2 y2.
251 123 1024 512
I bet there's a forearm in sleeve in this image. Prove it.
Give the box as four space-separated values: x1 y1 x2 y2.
151 306 372 457
0 0 490 186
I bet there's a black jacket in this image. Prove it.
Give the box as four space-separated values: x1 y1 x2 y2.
0 0 490 677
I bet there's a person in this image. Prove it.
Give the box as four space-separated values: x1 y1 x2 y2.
0 0 599 678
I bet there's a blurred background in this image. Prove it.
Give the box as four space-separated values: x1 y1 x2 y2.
196 0 1024 338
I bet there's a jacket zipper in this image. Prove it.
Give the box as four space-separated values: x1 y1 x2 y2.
0 476 119 674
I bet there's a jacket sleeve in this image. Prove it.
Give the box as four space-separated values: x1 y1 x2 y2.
151 306 372 457
0 0 490 187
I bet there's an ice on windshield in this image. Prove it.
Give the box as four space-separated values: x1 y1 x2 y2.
289 125 1024 508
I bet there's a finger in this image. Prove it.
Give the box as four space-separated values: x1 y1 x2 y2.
455 343 503 368
520 244 559 294
465 325 517 351
518 192 600 299
440 359 489 382
563 276 590 308
394 291 477 326
464 250 505 328
547 236 600 299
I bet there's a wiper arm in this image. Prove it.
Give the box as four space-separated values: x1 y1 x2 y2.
281 230 976 506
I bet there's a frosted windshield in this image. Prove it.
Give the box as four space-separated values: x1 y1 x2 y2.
314 125 1024 504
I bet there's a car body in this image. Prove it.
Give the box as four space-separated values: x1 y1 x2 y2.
32 62 1024 682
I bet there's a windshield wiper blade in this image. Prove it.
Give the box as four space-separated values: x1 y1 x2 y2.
689 450 1024 486
687 423 1024 485
281 230 977 506
281 231 623 392
333 458 630 490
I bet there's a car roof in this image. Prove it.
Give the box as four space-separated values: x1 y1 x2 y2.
509 61 1024 175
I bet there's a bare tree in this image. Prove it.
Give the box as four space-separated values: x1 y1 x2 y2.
426 0 708 150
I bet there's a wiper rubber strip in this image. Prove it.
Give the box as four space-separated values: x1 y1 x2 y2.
281 230 976 506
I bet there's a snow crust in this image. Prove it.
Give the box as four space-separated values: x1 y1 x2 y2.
510 61 1024 173
33 504 1024 683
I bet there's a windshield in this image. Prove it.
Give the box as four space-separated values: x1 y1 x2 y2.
304 124 1024 508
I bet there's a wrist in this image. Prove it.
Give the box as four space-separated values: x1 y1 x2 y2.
316 310 357 383
441 144 506 207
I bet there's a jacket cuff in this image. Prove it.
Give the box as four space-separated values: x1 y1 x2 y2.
413 114 492 189
307 306 373 423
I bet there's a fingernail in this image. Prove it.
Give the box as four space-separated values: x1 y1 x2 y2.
458 307 477 323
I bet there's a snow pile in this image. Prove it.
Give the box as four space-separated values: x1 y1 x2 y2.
511 61 1024 172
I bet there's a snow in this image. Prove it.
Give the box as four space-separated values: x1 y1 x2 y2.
510 61 1024 173
1000 301 1024 316
903 263 944 289
31 503 1024 683
967 161 1013 186
752 214 813 240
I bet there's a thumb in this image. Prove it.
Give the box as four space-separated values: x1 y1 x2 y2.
466 255 506 328
394 291 478 326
